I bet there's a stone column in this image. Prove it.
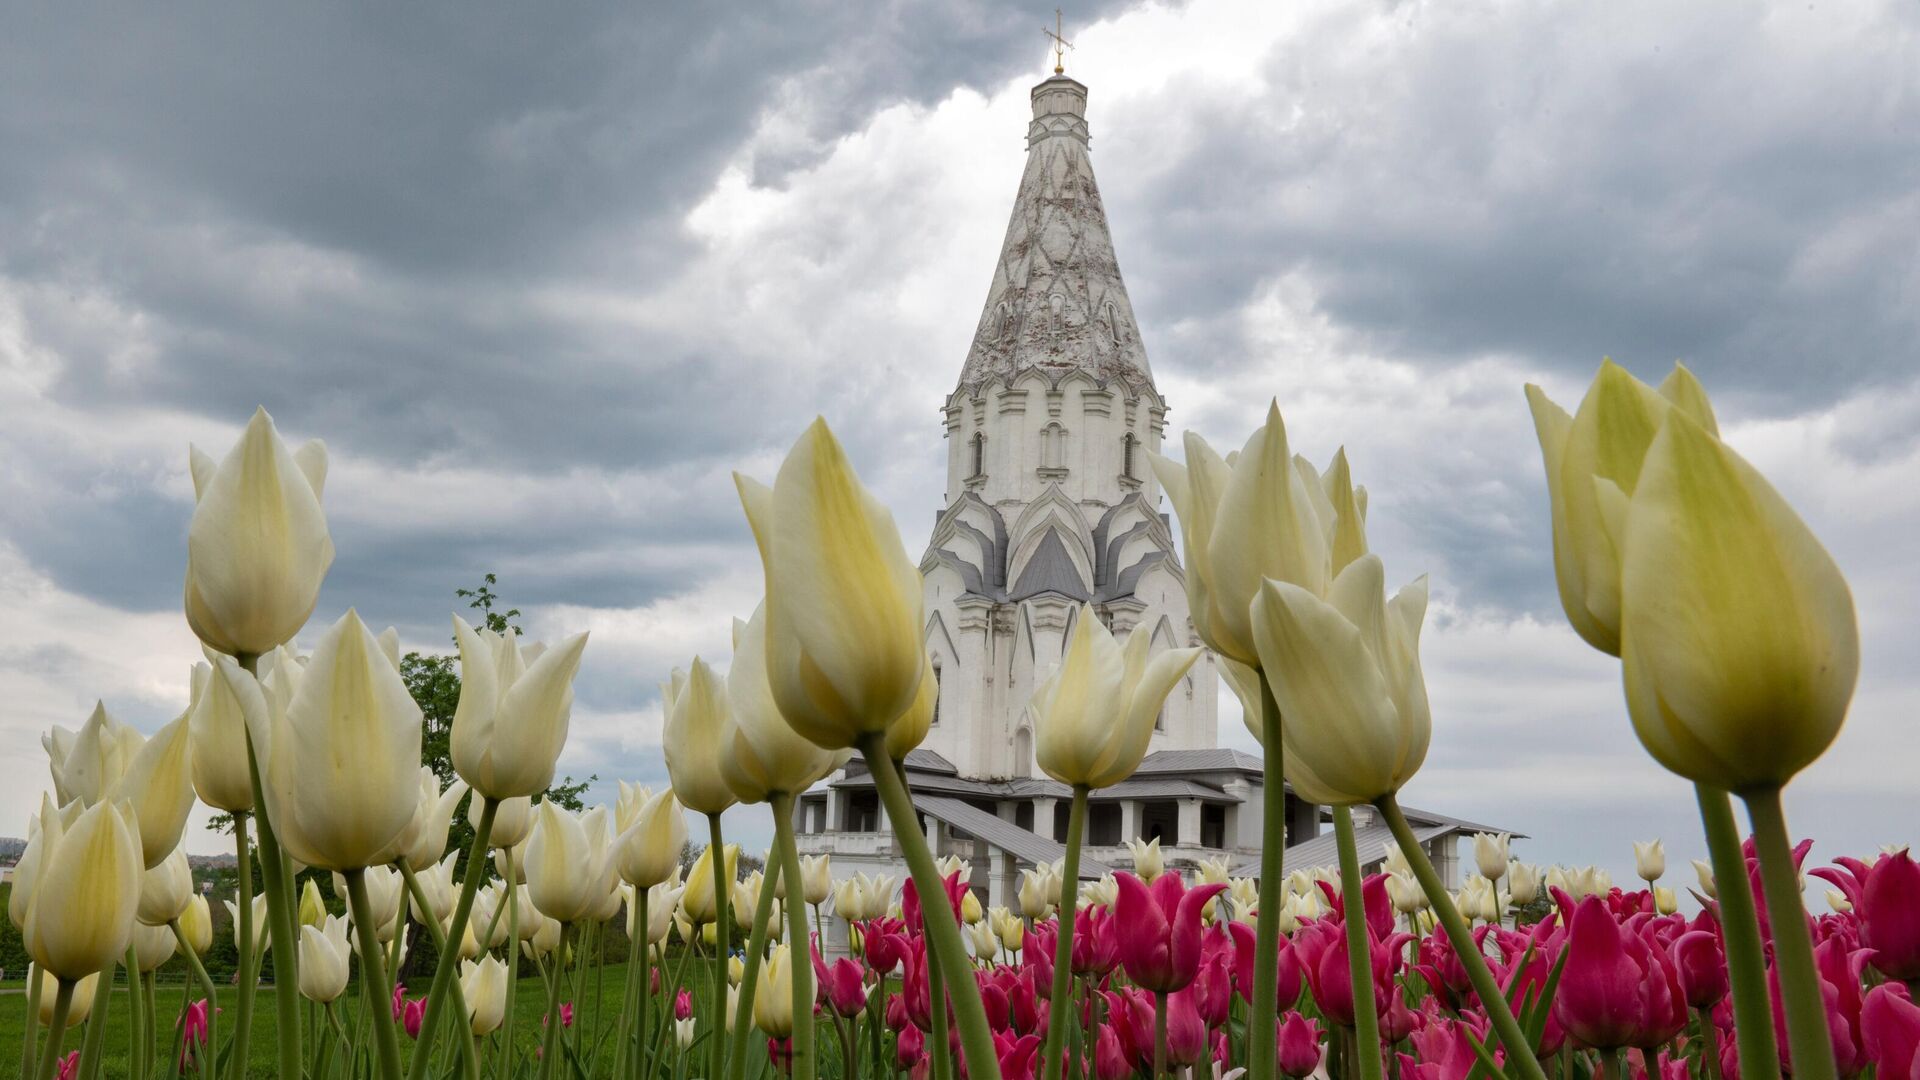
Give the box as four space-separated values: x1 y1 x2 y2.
1032 796 1059 840
1119 799 1142 845
1177 798 1202 849
990 847 1016 910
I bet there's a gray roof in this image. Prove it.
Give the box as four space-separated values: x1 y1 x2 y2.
1089 778 1236 802
1133 748 1266 776
1009 530 1092 601
916 794 1113 879
1232 820 1453 878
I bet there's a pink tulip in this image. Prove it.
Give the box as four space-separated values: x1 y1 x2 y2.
1816 850 1920 980
674 989 694 1020
768 1036 794 1075
816 952 869 1018
1670 930 1729 1009
56 1051 80 1080
1093 1025 1132 1080
560 1002 574 1028
1191 950 1233 1028
403 996 428 1039
895 1024 926 1069
1860 983 1920 1078
1072 906 1120 976
1406 1015 1487 1080
178 998 216 1069
997 1032 1042 1080
1275 1013 1323 1079
1112 871 1228 993
391 982 409 1021
1163 987 1209 1067
1551 895 1686 1051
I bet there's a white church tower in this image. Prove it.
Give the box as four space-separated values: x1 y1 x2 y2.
916 72 1219 779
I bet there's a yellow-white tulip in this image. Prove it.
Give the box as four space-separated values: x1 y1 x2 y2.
9 795 83 932
1032 605 1200 789
615 788 687 889
133 849 195 927
298 915 352 1003
258 610 421 871
968 918 999 962
1228 878 1260 923
734 419 927 752
732 871 772 930
23 799 144 980
1827 890 1853 914
1147 402 1357 668
885 650 940 761
1125 837 1165 881
1080 875 1117 910
960 888 983 925
522 910 561 958
936 854 971 880
1197 857 1231 885
728 954 747 985
299 878 327 928
178 895 214 955
631 882 686 946
384 767 470 873
663 660 739 815
1525 361 1717 658
1017 869 1053 920
450 619 591 801
412 852 459 926
333 865 403 942
1619 408 1857 791
682 843 739 925
993 906 1024 953
133 919 177 972
754 943 796 1037
615 781 654 833
1473 833 1510 882
190 656 260 812
184 407 333 656
676 1017 697 1049
32 965 99 1027
1251 554 1431 806
1633 840 1666 883
476 794 531 851
798 854 834 906
472 883 513 949
1693 859 1717 898
525 801 616 925
1387 871 1426 915
45 702 143 808
724 606 854 800
462 956 510 1035
227 891 273 963
1654 887 1679 915
1508 863 1541 907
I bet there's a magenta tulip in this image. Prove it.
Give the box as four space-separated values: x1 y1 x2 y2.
1860 984 1920 1078
1093 1025 1131 1080
1551 895 1686 1051
816 953 868 1018
1817 850 1920 980
1112 871 1229 993
1670 930 1729 1008
1276 1012 1323 1079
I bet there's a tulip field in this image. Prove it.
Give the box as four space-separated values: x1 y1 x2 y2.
6 358 1893 1080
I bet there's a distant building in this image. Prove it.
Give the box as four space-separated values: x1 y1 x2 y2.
793 68 1515 930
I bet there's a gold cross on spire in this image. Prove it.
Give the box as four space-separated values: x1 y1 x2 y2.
1042 9 1073 75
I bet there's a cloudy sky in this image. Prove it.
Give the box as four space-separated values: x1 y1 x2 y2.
3 1 1916 894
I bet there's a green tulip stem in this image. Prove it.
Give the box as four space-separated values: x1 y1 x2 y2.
405 794 498 1080
171 919 220 1076
1697 1008 1724 1080
772 791 818 1080
18 960 42 1080
33 978 75 1080
858 733 1004 1080
74 958 112 1080
228 811 256 1080
707 812 733 1080
397 861 480 1080
728 852 785 1080
538 923 573 1080
622 887 650 1080
167 966 193 1080
387 881 409 993
1694 784 1782 1080
346 868 406 1080
1743 788 1837 1080
1333 806 1385 1080
1040 783 1089 1080
1153 990 1169 1080
925 921 952 1080
1376 795 1547 1080
123 944 144 1080
236 649 305 1080
1248 677 1286 1080
501 850 521 1080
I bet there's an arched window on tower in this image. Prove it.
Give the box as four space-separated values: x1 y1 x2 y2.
1104 301 1123 345
1122 432 1138 480
1040 422 1068 472
929 662 941 727
970 432 986 479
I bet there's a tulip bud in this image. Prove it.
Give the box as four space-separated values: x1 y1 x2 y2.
662 660 739 816
1017 869 1054 921
178 895 214 955
960 888 983 925
108 711 196 869
797 854 833 907
462 956 510 1035
1619 408 1857 791
1508 863 1541 907
616 788 688 889
1524 361 1716 657
190 656 261 813
968 918 999 961
450 619 591 801
299 878 327 928
486 795 534 850
1251 555 1431 805
1033 606 1200 790
32 965 100 1028
525 801 617 925
133 921 177 973
45 702 143 808
183 407 333 656
1826 890 1852 914
754 943 796 1037
725 606 854 800
298 917 352 1003
23 799 145 980
1473 833 1510 882
1692 859 1717 898
734 419 927 751
138 847 194 927
1633 840 1666 883
1653 886 1678 915
675 1016 697 1049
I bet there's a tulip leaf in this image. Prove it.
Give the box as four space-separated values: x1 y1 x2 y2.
1460 1026 1508 1079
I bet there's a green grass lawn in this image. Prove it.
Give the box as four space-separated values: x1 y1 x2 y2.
4 960 742 1080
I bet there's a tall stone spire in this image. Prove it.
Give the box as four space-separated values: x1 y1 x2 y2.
956 75 1153 395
